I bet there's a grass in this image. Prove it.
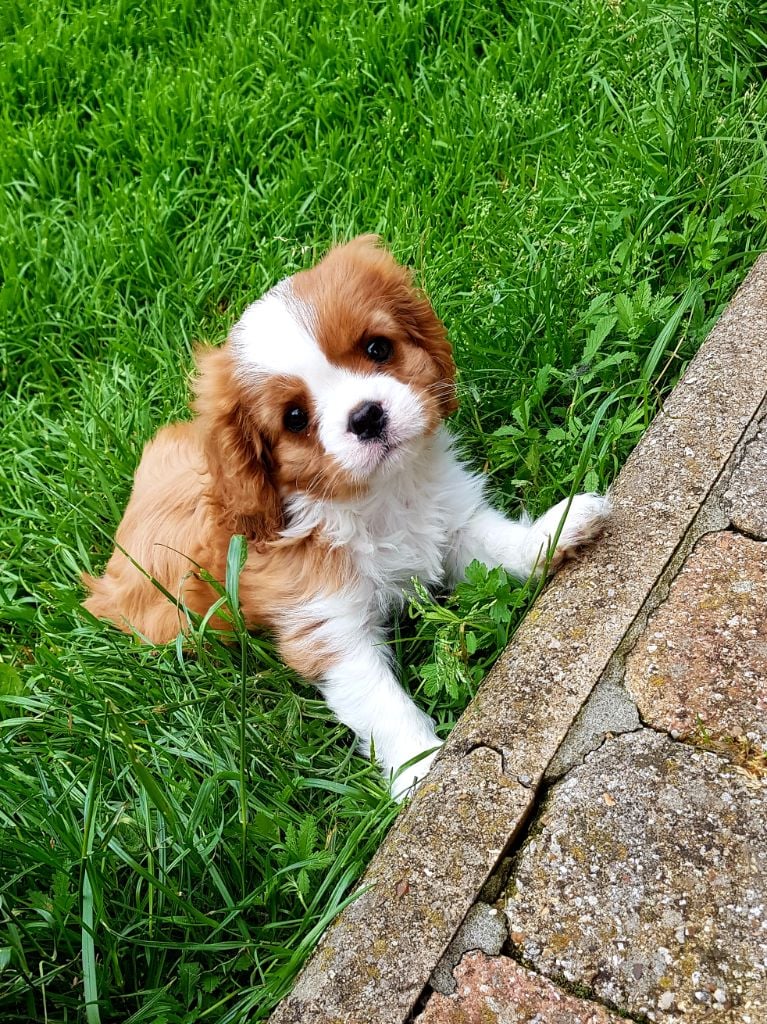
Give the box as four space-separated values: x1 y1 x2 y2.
2 0 767 1020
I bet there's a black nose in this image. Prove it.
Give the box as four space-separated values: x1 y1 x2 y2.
348 401 387 440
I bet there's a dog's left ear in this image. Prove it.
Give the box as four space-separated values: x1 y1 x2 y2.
192 344 284 543
320 236 458 415
400 282 458 416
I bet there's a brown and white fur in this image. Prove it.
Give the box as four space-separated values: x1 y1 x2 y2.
83 236 610 799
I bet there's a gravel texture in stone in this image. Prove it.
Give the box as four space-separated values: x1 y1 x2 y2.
724 421 767 539
625 531 767 747
429 901 508 994
418 952 626 1024
545 665 641 780
505 729 767 1022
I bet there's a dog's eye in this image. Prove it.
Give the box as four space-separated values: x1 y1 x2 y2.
365 336 393 363
284 407 309 433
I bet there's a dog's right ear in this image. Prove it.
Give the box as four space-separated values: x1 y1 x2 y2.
192 344 283 543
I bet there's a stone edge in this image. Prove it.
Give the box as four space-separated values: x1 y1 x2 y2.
268 255 767 1024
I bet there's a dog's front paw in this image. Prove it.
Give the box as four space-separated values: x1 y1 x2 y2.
528 492 611 574
389 743 443 803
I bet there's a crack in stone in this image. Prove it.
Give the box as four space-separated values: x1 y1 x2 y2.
454 739 516 782
553 707 760 788
631 711 767 781
428 901 510 995
545 661 642 781
536 507 732 787
611 392 767 662
588 719 644 751
728 402 767 472
498 943 651 1024
727 521 767 544
405 983 433 1023
405 787 544 1020
543 717 648 791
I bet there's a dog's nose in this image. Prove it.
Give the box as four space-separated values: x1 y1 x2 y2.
348 401 387 440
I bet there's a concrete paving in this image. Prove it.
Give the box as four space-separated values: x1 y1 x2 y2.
420 952 627 1023
269 255 767 1024
505 730 767 1022
626 530 767 749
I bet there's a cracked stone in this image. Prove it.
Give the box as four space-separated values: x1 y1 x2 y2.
504 729 767 1023
546 665 641 780
724 424 767 539
429 901 508 994
269 747 530 1024
418 952 626 1023
625 531 767 749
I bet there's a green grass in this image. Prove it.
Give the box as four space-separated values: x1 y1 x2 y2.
2 0 767 1020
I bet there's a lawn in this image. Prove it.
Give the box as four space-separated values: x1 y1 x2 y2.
1 1 766 1021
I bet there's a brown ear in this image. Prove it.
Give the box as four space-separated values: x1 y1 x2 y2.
192 344 283 543
407 286 457 416
370 249 454 417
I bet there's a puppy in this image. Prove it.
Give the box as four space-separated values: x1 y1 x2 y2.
83 236 609 798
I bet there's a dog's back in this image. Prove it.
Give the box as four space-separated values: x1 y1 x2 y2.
83 422 228 643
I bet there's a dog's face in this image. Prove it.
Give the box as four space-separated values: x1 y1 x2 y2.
194 236 457 538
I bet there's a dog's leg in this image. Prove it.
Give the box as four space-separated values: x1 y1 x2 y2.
322 638 442 800
446 492 611 585
278 605 441 801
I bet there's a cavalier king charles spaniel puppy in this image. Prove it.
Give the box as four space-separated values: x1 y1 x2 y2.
83 235 609 799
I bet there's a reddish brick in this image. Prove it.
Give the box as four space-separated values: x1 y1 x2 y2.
417 952 624 1024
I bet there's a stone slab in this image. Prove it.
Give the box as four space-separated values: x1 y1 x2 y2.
505 729 767 1023
418 952 627 1024
724 423 767 539
269 259 767 1024
625 531 767 748
270 748 531 1024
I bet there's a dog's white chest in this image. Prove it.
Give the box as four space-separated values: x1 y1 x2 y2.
344 479 451 596
283 428 485 611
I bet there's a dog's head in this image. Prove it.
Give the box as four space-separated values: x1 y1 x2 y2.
193 236 456 540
